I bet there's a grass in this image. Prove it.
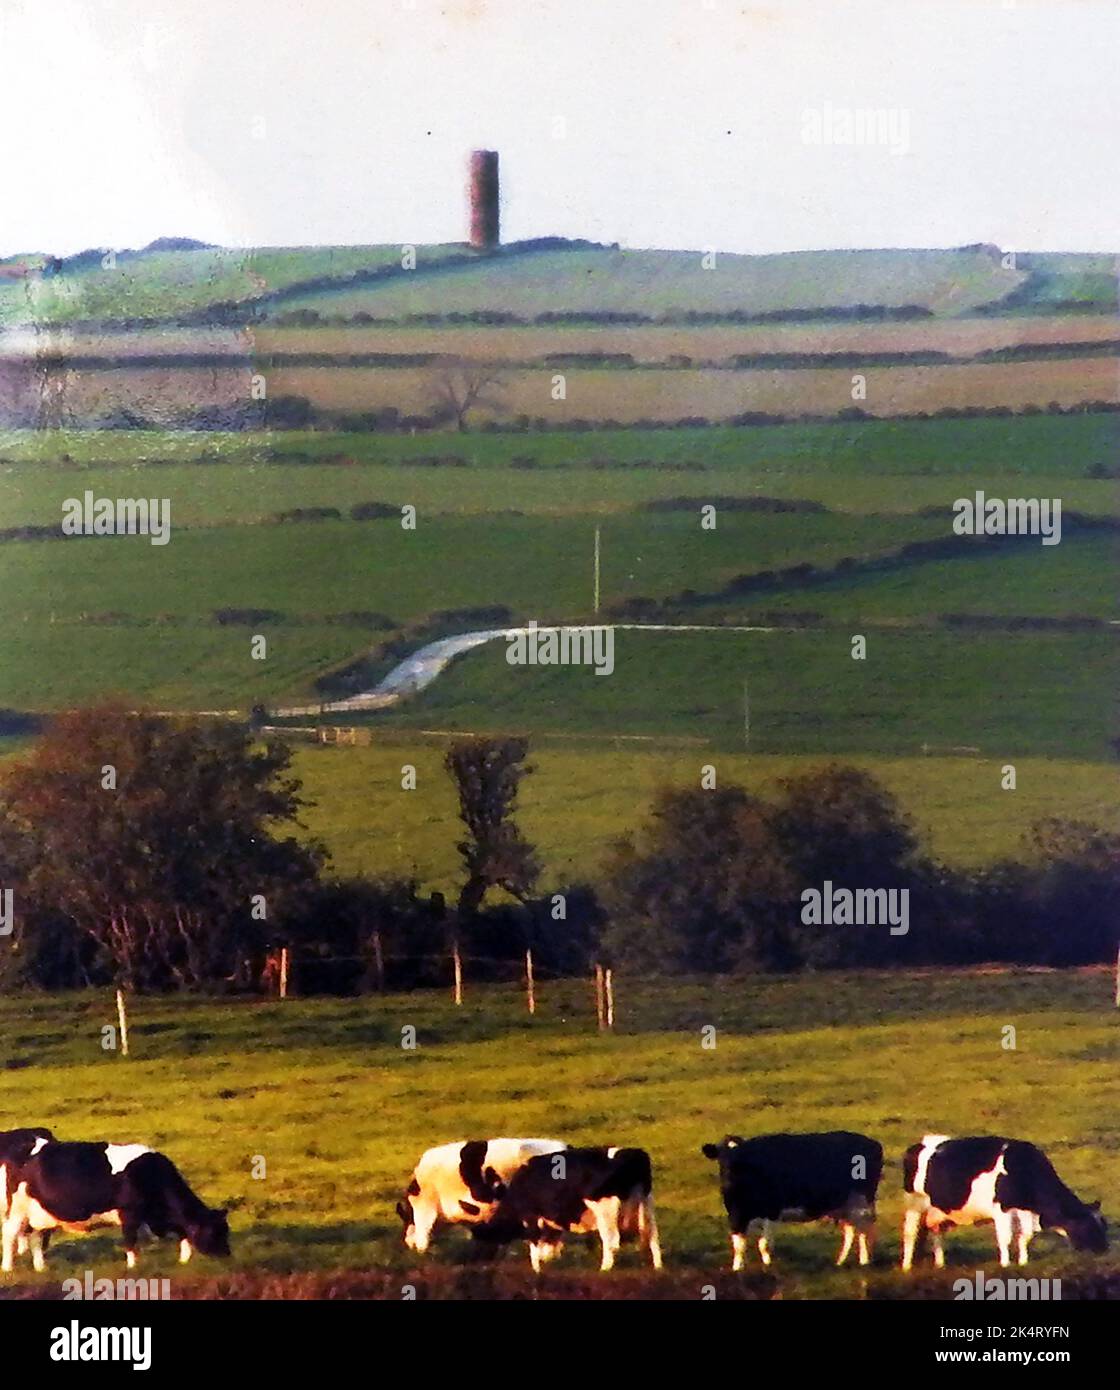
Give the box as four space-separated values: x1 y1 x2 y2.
286 741 1120 887
254 356 1120 422
0 969 1115 1298
369 628 1118 761
269 246 1024 319
0 246 461 326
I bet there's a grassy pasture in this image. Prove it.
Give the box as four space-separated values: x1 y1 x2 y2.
370 627 1118 761
0 246 459 327
288 741 1120 886
3 413 1115 480
259 356 1120 422
250 313 1120 362
0 970 1115 1298
267 246 1024 319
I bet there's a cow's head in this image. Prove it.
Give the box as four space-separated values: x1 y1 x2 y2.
1059 1201 1108 1254
191 1208 231 1258
701 1136 747 1163
397 1178 421 1249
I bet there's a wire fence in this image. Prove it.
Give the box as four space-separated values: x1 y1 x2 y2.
258 944 617 1027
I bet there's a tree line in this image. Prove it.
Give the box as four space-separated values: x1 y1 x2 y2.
0 707 1115 992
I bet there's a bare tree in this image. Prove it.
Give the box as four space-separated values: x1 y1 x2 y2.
430 359 506 433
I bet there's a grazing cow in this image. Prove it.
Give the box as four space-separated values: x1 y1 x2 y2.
396 1138 567 1253
702 1131 883 1269
486 1146 662 1272
1 1141 230 1272
902 1133 1107 1270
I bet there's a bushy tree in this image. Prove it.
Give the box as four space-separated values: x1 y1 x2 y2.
602 786 797 972
771 764 923 966
0 705 323 989
444 736 540 918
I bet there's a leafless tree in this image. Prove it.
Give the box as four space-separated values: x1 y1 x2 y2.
429 358 507 432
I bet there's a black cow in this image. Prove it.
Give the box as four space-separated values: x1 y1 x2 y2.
1 1141 230 1272
902 1133 1108 1269
486 1146 662 1271
702 1131 883 1268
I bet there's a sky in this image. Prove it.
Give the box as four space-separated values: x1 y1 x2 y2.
0 0 1116 257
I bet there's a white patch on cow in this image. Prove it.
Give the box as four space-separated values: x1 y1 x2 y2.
105 1144 150 1175
179 1238 192 1263
933 1150 1008 1227
912 1134 952 1197
29 1136 49 1157
403 1138 567 1252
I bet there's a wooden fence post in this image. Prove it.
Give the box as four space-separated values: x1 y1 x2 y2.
1115 944 1120 1008
594 963 605 1031
372 930 385 992
604 968 615 1031
279 947 289 1000
453 939 463 1006
525 948 536 1015
116 988 130 1057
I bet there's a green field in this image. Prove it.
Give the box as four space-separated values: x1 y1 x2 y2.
0 970 1115 1298
288 742 1119 886
268 246 1024 320
0 245 461 327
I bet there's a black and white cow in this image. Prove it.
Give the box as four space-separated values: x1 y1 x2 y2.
396 1138 567 1253
0 1128 54 1260
702 1131 883 1269
1 1141 230 1272
485 1146 662 1272
902 1133 1107 1270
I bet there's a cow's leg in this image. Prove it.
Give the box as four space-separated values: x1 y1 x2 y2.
730 1231 748 1272
852 1203 876 1266
1016 1212 1037 1266
179 1238 193 1264
931 1225 947 1269
901 1205 924 1271
836 1222 856 1266
638 1195 663 1270
756 1221 774 1268
592 1198 621 1271
27 1230 46 1273
1 1204 26 1274
993 1208 1014 1268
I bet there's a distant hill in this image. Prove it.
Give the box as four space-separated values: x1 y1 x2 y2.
0 239 1112 328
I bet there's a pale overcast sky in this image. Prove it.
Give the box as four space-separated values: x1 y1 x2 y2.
1 0 1116 257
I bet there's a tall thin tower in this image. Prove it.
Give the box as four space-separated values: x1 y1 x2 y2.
468 150 500 250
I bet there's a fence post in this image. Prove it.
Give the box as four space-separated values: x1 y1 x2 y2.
279 947 289 1000
1115 944 1120 1008
453 939 463 1006
116 988 130 1057
604 968 615 1031
372 930 385 992
594 963 605 1031
525 948 536 1015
